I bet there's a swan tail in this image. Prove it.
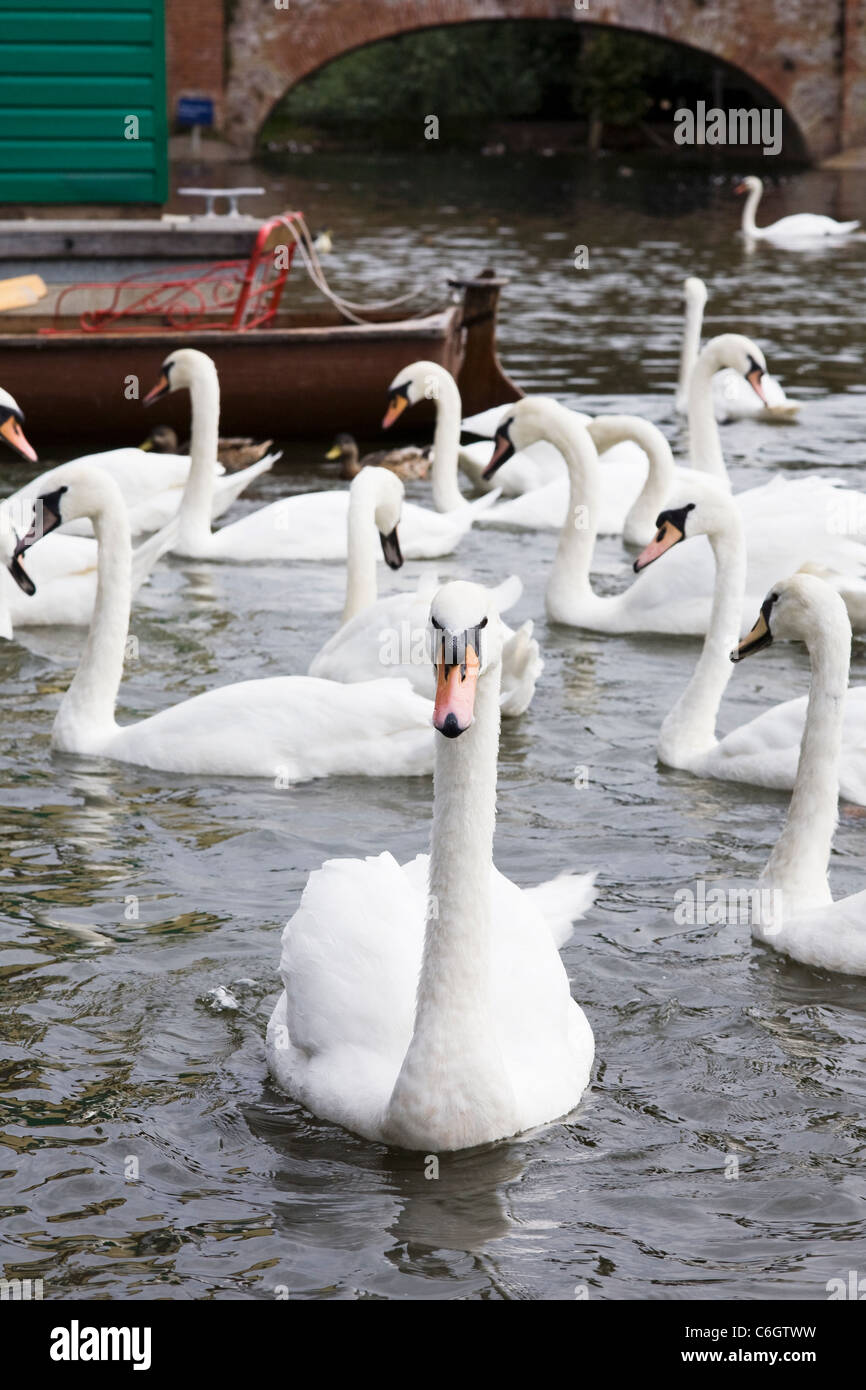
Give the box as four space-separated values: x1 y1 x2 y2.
499 620 543 717
130 516 180 593
209 450 280 523
526 872 596 949
490 573 523 614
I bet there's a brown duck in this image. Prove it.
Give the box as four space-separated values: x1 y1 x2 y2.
141 424 274 473
326 432 432 481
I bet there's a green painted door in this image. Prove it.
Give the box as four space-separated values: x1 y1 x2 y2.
0 0 168 203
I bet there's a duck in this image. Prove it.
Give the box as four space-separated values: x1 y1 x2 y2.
8 464 435 780
141 423 276 473
483 397 866 636
729 574 866 975
674 277 801 421
145 349 497 561
736 175 860 242
267 579 595 1149
324 432 431 481
307 466 543 717
632 474 866 803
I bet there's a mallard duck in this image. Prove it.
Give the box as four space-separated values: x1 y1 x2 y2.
141 424 275 473
325 432 432 482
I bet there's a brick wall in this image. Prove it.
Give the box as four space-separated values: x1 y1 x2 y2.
165 0 225 131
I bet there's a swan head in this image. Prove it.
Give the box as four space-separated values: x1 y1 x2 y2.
6 464 122 595
732 573 851 663
700 333 768 405
633 475 734 572
430 581 501 738
143 348 217 405
0 386 37 463
382 361 446 429
735 175 762 196
483 396 580 479
349 465 404 568
683 276 707 307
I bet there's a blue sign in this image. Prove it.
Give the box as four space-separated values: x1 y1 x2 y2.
177 97 214 128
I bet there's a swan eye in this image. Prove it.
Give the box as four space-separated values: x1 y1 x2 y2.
478 617 488 629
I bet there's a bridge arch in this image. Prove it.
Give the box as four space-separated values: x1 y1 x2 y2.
224 0 863 163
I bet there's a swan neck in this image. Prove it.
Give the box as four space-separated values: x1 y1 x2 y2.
761 622 848 907
615 422 676 543
546 413 601 620
431 371 465 512
56 497 130 743
385 662 515 1145
688 355 729 480
177 367 219 551
742 183 761 235
659 523 745 761
342 489 379 623
676 293 703 411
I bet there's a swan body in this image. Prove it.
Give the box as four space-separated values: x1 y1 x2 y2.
12 465 435 781
675 277 801 421
148 350 495 561
268 580 595 1149
307 470 542 715
633 474 866 804
485 398 866 636
737 176 860 242
731 574 866 975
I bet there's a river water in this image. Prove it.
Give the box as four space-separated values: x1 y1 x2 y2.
1 153 865 1301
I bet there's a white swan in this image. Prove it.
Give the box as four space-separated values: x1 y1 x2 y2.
146 350 496 561
632 474 866 803
484 397 866 635
480 335 770 536
0 413 176 629
730 574 866 974
675 277 800 421
737 175 860 242
10 464 435 781
0 386 38 462
307 466 543 716
267 579 595 1149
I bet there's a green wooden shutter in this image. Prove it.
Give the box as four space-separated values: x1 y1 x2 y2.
0 0 168 203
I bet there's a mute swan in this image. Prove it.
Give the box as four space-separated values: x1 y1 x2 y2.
480 335 770 535
10 465 435 780
730 574 866 975
675 277 800 421
324 432 431 481
267 579 595 1150
307 467 543 716
737 175 860 242
484 398 866 635
0 386 38 462
632 475 866 803
0 402 176 629
142 424 275 472
145 350 496 561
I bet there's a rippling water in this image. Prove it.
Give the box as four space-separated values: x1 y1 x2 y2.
2 155 865 1301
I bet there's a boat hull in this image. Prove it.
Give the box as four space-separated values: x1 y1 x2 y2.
0 276 521 445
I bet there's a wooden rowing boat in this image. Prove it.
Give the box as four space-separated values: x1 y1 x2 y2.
0 214 521 445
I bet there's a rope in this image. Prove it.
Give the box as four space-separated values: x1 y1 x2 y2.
286 214 440 324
